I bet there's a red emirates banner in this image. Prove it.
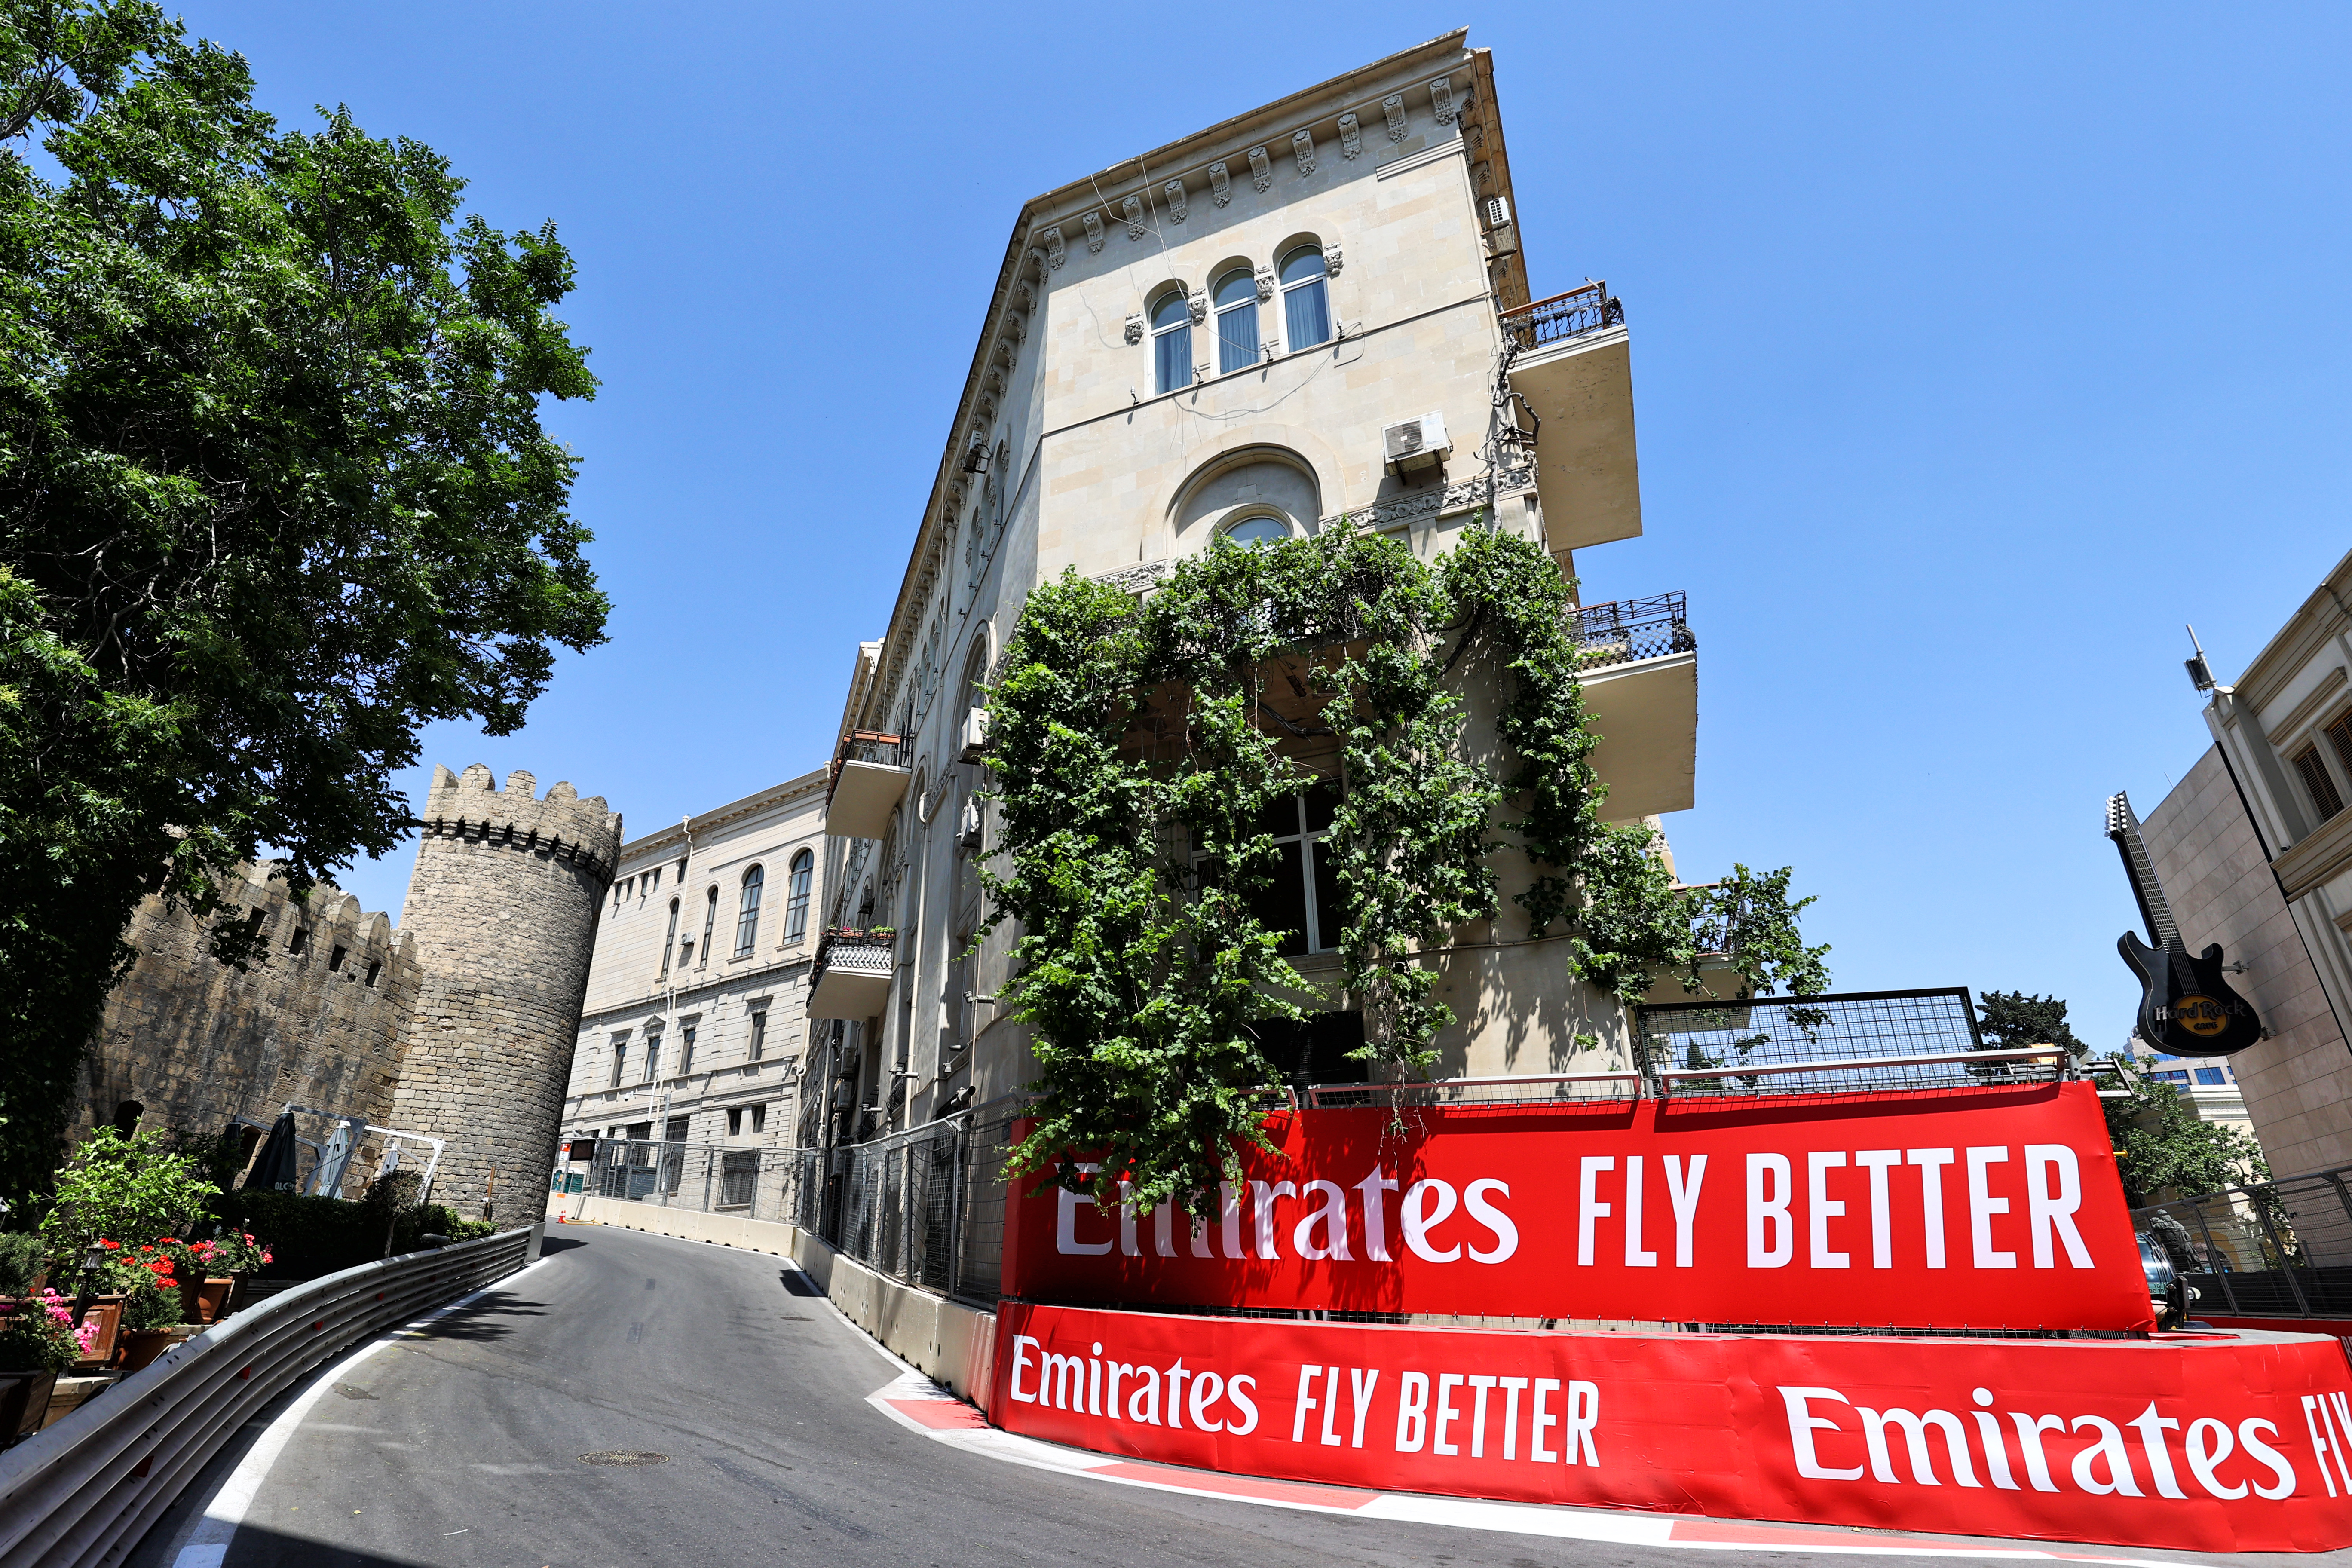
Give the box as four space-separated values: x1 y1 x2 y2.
991 1304 2352 1553
1004 1084 2152 1331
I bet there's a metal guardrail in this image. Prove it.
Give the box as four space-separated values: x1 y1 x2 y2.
0 1228 531 1568
1499 280 1624 350
1570 591 1694 671
2134 1162 2352 1320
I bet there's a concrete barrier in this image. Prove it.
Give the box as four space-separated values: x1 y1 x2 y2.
548 1192 995 1402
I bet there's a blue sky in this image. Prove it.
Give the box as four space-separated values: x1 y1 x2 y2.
184 3 2352 1050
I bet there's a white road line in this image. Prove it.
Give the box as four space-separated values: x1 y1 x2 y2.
160 1256 550 1568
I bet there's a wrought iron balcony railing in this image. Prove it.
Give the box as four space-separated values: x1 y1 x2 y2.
814 927 897 976
1569 591 1693 671
1499 281 1625 352
827 730 906 798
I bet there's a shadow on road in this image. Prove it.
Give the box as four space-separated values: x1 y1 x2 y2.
536 1235 589 1256
208 1523 432 1568
779 1267 823 1298
411 1289 551 1342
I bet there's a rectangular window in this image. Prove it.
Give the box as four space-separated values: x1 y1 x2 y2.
662 1116 689 1195
1204 779 1347 957
735 869 764 956
727 1106 743 1137
327 944 347 973
720 1149 758 1207
750 1103 767 1134
609 1037 629 1089
2193 1067 2227 1085
643 1035 662 1084
784 855 813 943
664 1115 690 1142
2294 744 2344 821
1216 303 1259 375
1154 322 1192 395
699 891 718 968
364 960 380 989
287 927 308 955
748 1011 767 1061
680 1025 696 1077
2328 714 2352 790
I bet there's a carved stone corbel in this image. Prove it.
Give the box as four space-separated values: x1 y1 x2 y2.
1338 112 1362 160
1247 146 1271 192
1208 161 1231 207
1383 94 1408 142
1041 227 1066 270
1324 244 1344 276
1121 195 1145 240
1254 268 1274 303
1082 211 1106 254
1291 129 1316 177
1124 313 1144 345
1162 179 1187 223
1430 77 1456 124
1185 292 1206 325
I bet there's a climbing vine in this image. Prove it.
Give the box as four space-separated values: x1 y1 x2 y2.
980 523 1824 1216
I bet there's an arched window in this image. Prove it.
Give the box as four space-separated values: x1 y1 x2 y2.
697 886 718 968
658 898 680 980
1280 246 1331 351
735 865 764 957
784 849 815 943
963 639 990 721
1220 514 1290 548
1213 268 1259 375
1151 289 1192 395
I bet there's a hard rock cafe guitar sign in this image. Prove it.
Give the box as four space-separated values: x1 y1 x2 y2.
2106 791 2263 1056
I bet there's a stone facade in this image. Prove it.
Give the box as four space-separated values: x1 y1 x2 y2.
557 768 829 1201
79 762 619 1218
388 765 622 1217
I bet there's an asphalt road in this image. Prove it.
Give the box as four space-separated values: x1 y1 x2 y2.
125 1226 2342 1568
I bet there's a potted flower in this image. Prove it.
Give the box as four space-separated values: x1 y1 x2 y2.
199 1229 272 1315
109 1268 181 1372
0 1290 96 1441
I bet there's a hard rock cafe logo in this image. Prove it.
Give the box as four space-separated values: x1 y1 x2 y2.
2168 994 2230 1037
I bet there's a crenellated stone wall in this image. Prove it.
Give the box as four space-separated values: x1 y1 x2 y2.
80 762 620 1217
83 864 423 1149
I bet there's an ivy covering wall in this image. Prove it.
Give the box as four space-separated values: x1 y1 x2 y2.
981 524 1824 1214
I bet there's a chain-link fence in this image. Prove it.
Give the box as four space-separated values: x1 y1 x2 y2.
2132 1164 2352 1319
568 1100 1020 1308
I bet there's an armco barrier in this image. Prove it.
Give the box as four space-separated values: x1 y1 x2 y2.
0 1228 532 1568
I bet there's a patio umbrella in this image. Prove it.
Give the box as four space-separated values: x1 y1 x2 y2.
245 1110 301 1192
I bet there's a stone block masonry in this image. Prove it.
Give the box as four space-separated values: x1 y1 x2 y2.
387 765 622 1218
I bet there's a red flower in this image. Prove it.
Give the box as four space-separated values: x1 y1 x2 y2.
99 1239 120 1250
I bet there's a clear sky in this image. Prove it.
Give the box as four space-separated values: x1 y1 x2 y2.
177 2 2352 1051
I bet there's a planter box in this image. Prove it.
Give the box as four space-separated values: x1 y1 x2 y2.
0 1370 57 1446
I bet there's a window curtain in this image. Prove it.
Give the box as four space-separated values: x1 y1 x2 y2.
1154 323 1191 394
1285 277 1331 352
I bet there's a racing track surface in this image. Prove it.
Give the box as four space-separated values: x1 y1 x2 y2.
125 1225 2334 1568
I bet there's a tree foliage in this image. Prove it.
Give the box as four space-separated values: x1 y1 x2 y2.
982 524 1827 1216
2098 1053 2269 1207
0 0 606 1202
1975 991 2088 1059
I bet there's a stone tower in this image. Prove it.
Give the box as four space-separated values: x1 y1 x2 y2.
389 764 621 1217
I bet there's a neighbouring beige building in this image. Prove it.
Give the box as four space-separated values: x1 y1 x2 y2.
2138 545 2352 1177
558 769 828 1202
804 32 1697 1142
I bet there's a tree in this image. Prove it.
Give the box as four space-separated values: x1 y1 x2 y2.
2097 1055 2268 1207
0 0 606 1203
1974 991 2088 1059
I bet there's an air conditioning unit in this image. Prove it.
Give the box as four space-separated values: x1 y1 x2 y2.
1482 195 1512 229
957 706 988 763
1383 411 1452 476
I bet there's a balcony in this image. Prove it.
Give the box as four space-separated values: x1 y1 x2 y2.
1571 592 1696 821
1501 282 1640 556
808 928 897 1020
825 730 909 840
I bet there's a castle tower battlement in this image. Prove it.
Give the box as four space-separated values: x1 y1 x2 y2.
389 763 622 1216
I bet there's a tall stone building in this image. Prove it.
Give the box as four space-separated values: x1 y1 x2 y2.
807 32 1698 1137
80 762 619 1217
